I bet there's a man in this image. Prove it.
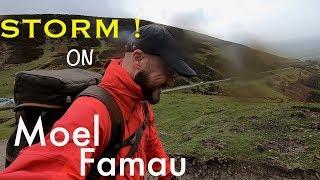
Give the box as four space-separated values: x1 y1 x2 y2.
0 24 196 179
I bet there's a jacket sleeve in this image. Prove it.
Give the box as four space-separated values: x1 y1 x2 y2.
145 105 173 180
0 97 111 180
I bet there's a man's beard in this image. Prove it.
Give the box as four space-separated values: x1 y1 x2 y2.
134 70 160 104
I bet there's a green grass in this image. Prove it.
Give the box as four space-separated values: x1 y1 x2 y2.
0 110 15 139
0 109 14 121
213 67 312 101
0 120 15 140
218 79 288 100
154 93 320 169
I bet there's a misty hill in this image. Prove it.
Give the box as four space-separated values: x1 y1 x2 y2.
263 37 320 59
0 14 297 84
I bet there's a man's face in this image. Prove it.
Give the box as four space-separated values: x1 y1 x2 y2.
132 50 174 104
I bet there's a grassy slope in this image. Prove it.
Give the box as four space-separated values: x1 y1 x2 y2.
154 93 320 169
153 67 320 170
216 67 311 100
0 110 14 139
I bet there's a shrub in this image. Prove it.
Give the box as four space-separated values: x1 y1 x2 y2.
305 74 320 89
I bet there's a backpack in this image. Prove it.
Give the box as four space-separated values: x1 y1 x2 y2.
5 67 149 179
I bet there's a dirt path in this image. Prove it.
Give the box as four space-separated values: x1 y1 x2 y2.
162 78 233 93
0 140 6 170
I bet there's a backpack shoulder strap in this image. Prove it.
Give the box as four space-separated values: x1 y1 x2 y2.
77 85 124 179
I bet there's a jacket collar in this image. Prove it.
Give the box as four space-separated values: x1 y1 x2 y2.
99 58 144 111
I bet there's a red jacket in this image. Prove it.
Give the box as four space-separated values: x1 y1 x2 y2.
0 59 172 179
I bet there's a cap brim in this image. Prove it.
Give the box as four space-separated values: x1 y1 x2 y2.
162 53 197 77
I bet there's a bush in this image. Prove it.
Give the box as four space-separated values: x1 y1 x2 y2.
307 90 320 102
174 77 190 86
305 74 320 89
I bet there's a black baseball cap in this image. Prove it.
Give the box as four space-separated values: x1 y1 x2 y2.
126 24 197 77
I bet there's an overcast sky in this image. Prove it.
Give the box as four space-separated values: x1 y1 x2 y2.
1 0 319 55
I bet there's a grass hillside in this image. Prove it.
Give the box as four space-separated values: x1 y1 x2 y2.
152 66 320 178
184 66 320 103
154 93 320 170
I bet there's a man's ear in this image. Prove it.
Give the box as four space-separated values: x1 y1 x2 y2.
132 49 144 70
